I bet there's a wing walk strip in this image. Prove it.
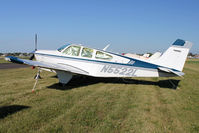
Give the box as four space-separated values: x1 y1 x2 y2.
57 63 89 74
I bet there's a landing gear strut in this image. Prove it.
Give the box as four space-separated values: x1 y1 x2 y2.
32 67 41 92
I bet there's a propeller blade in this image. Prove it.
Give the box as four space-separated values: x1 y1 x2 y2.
35 34 37 51
29 34 38 60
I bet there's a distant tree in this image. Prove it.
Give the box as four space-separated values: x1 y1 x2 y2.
23 53 28 56
14 52 21 56
188 52 194 56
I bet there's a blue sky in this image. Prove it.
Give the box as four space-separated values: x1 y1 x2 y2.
0 0 198 53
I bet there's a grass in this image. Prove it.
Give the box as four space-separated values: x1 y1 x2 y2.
0 59 199 133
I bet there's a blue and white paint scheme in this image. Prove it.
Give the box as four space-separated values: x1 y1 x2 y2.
5 39 192 85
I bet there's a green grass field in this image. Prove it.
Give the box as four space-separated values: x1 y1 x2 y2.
0 60 199 133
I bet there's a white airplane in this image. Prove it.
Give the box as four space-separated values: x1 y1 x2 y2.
5 38 192 91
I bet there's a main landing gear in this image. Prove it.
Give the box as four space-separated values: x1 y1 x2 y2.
32 67 41 92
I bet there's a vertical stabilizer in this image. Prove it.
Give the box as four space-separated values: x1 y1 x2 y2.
152 39 192 71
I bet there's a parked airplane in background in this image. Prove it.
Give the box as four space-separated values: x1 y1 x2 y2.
5 38 192 91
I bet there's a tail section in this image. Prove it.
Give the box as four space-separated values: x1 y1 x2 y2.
152 39 192 71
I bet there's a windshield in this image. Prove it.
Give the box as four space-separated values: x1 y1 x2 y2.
57 44 70 52
63 46 81 56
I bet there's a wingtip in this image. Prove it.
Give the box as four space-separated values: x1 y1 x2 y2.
4 56 24 64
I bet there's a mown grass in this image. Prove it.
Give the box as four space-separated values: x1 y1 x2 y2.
0 59 199 133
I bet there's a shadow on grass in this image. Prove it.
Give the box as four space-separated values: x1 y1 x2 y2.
0 105 30 119
47 75 180 90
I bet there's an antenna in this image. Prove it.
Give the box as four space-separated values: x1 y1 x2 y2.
103 44 110 51
35 34 37 51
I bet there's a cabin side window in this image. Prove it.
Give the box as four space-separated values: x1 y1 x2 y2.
81 48 93 58
95 51 113 60
62 46 81 56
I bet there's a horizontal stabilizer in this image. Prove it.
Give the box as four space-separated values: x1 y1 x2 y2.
158 67 184 77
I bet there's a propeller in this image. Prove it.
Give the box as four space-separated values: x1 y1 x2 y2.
29 34 37 60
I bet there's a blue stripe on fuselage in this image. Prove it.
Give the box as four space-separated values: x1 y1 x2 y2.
102 51 181 72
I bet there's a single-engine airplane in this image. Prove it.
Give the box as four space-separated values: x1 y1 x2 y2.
5 38 192 91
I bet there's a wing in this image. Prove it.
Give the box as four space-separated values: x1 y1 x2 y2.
5 56 89 75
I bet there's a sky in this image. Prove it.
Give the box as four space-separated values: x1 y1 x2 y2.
0 0 198 54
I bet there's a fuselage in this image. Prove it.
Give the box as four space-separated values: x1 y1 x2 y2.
34 44 175 77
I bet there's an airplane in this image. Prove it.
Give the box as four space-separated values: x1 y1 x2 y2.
5 38 192 91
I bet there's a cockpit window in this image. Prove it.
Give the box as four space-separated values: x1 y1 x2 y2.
57 44 70 52
62 46 81 56
81 48 93 58
95 51 113 60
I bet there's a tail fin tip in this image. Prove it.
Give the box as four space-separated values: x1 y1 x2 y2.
172 39 192 49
